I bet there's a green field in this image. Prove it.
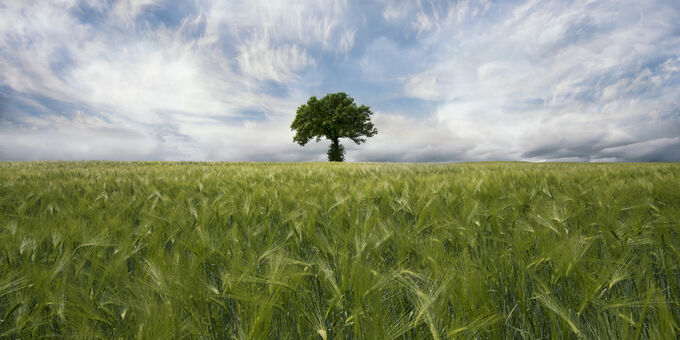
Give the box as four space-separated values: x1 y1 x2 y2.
0 162 679 339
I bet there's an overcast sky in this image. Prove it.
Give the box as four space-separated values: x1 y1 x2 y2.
1 0 679 162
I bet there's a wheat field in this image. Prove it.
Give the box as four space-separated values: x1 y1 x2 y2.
0 161 678 339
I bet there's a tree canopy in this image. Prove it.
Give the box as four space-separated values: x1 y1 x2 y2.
291 92 377 162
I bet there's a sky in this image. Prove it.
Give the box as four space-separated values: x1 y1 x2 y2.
1 0 679 162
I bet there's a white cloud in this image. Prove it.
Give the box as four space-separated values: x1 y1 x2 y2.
0 1 315 124
413 11 434 35
382 1 410 22
0 0 327 160
401 0 680 161
349 111 480 162
204 0 355 53
0 111 159 160
1 0 679 162
404 70 445 101
237 40 315 82
112 0 157 22
337 28 357 53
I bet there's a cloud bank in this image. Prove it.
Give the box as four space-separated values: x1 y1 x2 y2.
1 0 679 161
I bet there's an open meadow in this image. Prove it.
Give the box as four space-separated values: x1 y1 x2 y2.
0 161 679 339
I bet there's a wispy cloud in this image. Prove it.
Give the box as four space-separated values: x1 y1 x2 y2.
238 40 315 82
1 0 679 161
401 0 680 161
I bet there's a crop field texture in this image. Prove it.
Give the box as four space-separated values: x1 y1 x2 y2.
0 162 679 339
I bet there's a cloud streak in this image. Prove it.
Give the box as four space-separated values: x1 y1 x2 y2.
1 0 679 161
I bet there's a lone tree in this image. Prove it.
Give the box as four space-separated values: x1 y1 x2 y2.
291 92 377 162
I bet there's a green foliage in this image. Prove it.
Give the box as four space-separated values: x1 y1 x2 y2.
291 92 377 162
0 161 679 339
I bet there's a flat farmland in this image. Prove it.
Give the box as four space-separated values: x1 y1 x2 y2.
0 162 678 339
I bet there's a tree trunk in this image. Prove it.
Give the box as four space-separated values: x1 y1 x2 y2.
327 138 345 162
